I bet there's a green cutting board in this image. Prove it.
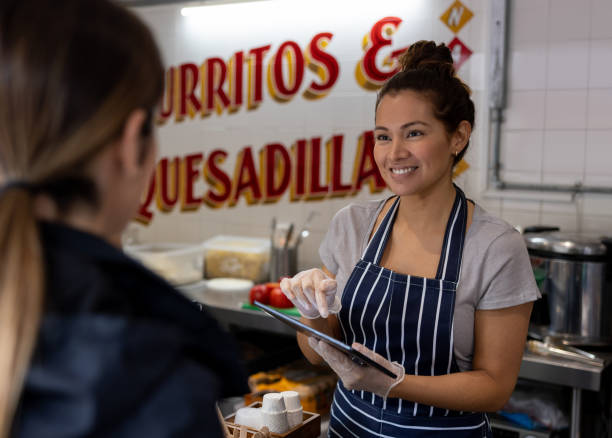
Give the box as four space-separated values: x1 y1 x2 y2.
241 302 301 317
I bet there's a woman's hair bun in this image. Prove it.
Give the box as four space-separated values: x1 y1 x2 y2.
399 40 455 76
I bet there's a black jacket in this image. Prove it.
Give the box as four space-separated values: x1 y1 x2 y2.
13 222 248 437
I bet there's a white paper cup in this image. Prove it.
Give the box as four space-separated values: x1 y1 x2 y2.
262 393 286 413
261 410 289 434
286 408 303 429
234 407 263 430
281 390 301 410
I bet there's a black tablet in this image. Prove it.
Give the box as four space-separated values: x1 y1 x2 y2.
253 301 397 378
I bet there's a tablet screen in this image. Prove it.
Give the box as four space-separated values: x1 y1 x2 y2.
253 301 397 378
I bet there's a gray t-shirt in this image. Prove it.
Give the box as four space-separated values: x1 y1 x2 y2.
319 198 541 372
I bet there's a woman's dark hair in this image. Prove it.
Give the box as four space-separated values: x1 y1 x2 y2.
0 0 163 434
376 40 475 165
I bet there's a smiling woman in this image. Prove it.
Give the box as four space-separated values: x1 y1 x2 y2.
279 41 540 438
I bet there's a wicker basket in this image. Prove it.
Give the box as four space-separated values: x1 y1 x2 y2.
225 402 320 438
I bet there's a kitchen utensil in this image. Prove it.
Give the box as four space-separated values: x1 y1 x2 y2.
526 340 604 367
524 231 612 345
269 222 298 281
530 329 605 362
283 223 294 250
270 217 277 247
295 211 317 246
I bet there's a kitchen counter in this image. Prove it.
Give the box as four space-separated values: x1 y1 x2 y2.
182 284 610 438
200 299 611 390
205 302 297 337
520 350 611 392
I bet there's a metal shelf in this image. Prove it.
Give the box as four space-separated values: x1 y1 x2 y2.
204 302 297 337
200 300 612 438
520 351 611 392
200 300 612 390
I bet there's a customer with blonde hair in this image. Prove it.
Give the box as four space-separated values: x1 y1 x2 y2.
0 0 247 436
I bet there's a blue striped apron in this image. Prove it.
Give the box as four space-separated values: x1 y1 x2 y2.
329 186 491 437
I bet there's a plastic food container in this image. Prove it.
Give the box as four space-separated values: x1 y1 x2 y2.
204 278 253 307
124 243 205 285
203 235 270 282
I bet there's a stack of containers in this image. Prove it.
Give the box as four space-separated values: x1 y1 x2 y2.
233 391 304 434
282 391 303 429
261 393 289 434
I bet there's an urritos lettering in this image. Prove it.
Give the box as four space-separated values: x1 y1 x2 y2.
158 33 340 123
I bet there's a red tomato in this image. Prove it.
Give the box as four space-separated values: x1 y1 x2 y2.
249 284 269 305
269 287 293 309
265 282 280 293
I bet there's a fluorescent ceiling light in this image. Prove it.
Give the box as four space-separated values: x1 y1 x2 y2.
180 0 270 16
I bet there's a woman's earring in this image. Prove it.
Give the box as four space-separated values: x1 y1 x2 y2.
454 150 459 157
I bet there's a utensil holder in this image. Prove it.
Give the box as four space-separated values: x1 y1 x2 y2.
269 245 297 282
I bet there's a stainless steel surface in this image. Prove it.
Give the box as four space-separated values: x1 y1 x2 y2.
205 302 298 336
564 344 600 360
529 252 611 344
525 233 608 256
519 351 609 391
177 281 297 335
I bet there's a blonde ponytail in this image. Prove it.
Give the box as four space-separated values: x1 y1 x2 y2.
0 188 44 436
0 0 163 432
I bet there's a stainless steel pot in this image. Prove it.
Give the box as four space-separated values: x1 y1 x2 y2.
524 232 612 346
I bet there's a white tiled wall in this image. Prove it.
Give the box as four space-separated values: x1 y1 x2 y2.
495 0 612 234
134 0 612 274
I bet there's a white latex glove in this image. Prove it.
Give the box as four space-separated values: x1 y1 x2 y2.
308 337 405 399
279 268 341 318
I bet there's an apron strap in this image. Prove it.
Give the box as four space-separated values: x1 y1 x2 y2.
361 185 468 281
361 196 400 264
435 185 468 283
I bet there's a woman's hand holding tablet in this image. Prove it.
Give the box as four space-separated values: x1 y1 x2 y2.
253 301 399 379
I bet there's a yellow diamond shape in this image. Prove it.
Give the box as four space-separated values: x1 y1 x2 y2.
440 0 474 34
452 159 469 179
